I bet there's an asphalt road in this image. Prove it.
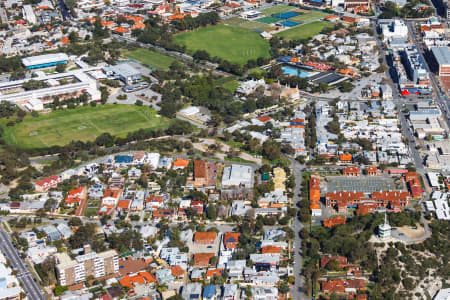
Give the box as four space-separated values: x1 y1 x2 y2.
0 226 46 300
291 159 307 299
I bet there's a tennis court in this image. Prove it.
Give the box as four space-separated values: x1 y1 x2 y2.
278 20 299 27
272 11 300 19
256 16 279 24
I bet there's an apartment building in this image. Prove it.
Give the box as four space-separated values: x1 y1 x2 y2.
55 245 119 286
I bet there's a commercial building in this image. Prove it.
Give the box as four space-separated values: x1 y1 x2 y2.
22 53 69 69
221 164 253 188
22 5 37 24
55 245 119 286
431 47 450 76
379 19 408 42
402 46 430 85
0 251 24 300
103 63 142 85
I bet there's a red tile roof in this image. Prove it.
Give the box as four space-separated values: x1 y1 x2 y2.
206 268 223 278
258 115 272 122
320 256 347 268
262 245 282 254
117 200 131 209
323 216 346 227
194 232 216 243
173 158 189 168
170 265 185 277
35 175 59 187
194 253 214 267
119 272 155 288
194 160 207 179
153 209 174 219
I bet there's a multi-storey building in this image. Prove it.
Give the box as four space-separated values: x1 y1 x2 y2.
55 245 119 286
402 46 430 85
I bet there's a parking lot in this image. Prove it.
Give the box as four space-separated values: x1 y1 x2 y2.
108 88 161 110
326 176 400 193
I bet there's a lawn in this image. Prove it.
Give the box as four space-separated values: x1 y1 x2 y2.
275 21 332 40
173 25 270 65
289 10 328 23
222 17 272 32
247 67 266 76
261 4 292 16
1 104 169 149
222 80 239 93
123 48 176 71
84 207 99 217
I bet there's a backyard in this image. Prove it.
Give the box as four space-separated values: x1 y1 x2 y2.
1 104 169 148
173 25 270 64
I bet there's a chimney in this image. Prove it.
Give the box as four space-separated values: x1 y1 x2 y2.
84 244 91 254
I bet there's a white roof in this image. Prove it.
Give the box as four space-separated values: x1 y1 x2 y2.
427 172 440 187
22 53 69 67
434 288 450 300
179 106 200 116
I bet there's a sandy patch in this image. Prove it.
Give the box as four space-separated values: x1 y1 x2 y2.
396 225 425 239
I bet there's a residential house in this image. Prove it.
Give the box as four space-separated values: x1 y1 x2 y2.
181 283 202 300
223 232 240 249
194 232 216 245
64 186 86 207
173 158 190 170
203 285 217 300
222 284 238 300
193 253 214 268
35 175 60 192
155 269 174 285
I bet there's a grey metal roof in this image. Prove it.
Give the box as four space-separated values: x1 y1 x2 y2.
431 47 450 66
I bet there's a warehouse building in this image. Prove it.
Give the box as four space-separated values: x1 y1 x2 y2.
22 53 69 69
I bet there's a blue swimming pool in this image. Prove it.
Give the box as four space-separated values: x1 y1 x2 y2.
282 66 310 78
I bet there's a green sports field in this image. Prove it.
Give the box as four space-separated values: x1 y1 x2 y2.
1 105 169 148
289 11 328 22
173 25 270 65
261 4 292 16
123 49 176 71
275 21 332 40
222 17 272 32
